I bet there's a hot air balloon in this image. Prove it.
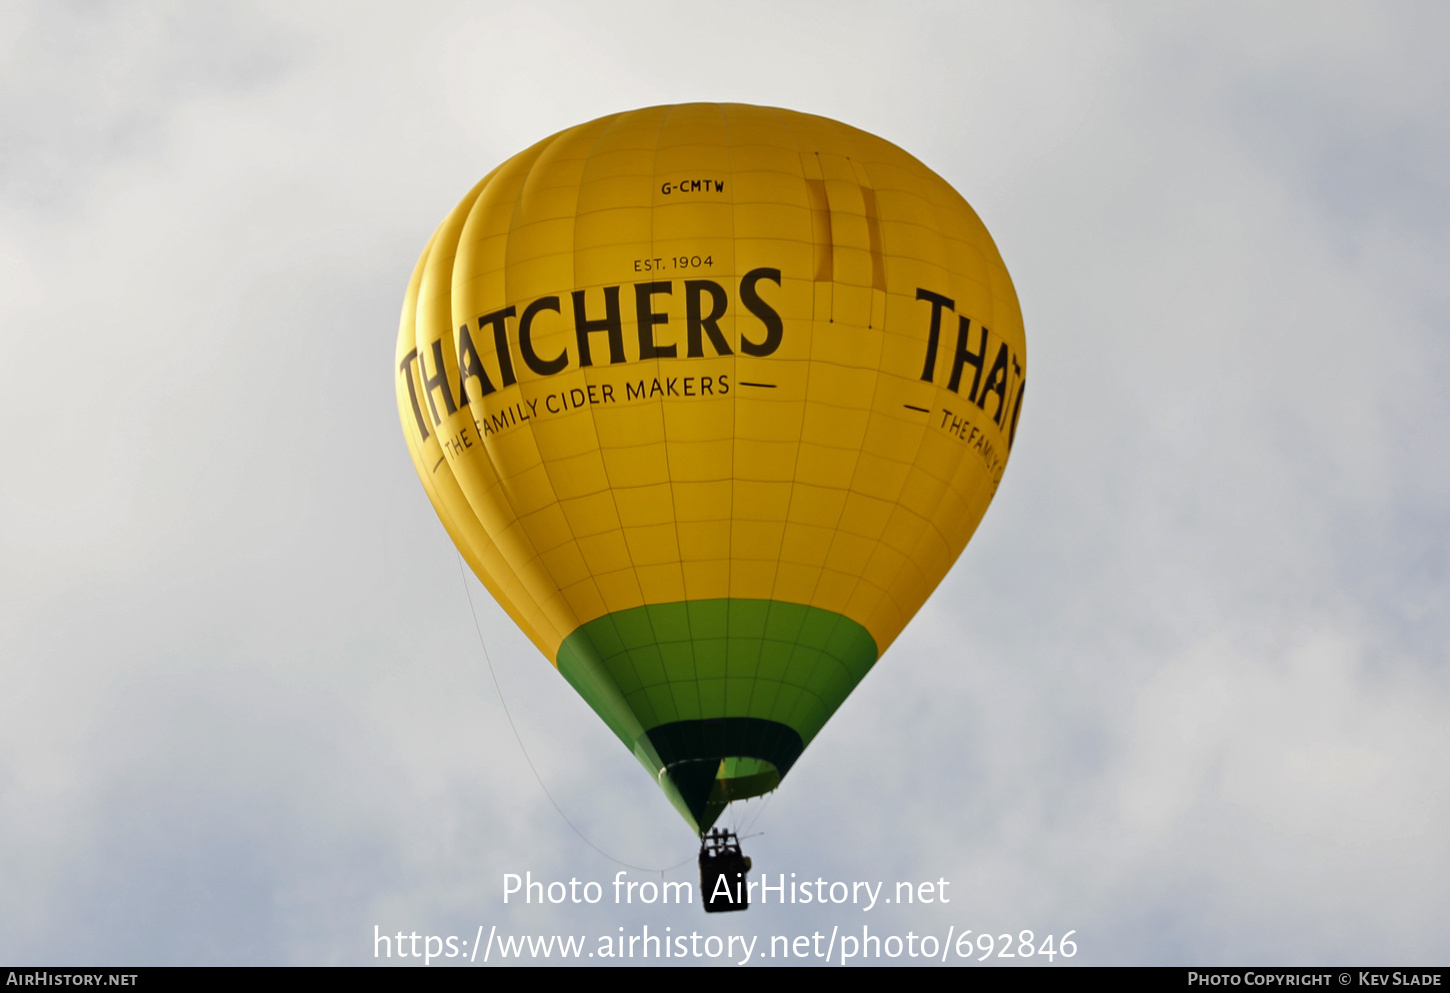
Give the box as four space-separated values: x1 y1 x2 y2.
395 103 1026 839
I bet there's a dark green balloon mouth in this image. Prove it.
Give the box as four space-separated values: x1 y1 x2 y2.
555 598 878 833
644 717 803 832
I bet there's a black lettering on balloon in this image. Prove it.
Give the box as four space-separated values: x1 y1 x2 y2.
738 268 783 357
477 306 517 387
634 281 676 359
572 287 625 366
457 324 496 404
519 296 568 376
685 280 732 357
418 338 457 425
915 289 954 382
398 349 429 441
978 342 1010 423
1008 379 1025 450
947 317 988 402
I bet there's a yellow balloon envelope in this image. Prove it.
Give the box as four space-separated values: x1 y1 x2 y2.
396 104 1025 833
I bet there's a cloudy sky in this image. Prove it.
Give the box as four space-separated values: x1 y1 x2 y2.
2 0 1447 967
